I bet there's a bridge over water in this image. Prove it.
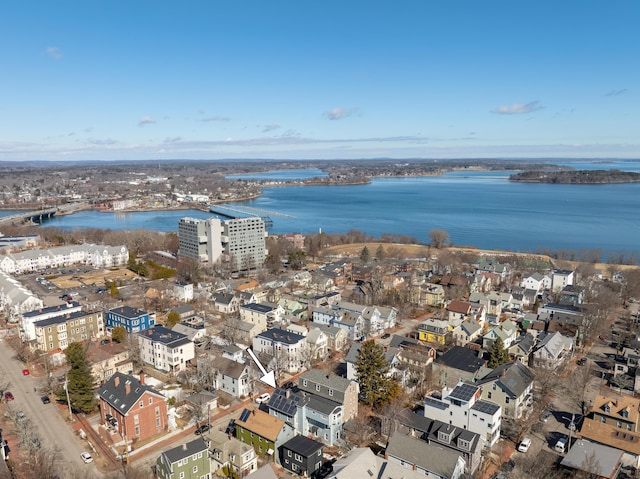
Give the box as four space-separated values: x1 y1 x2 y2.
0 208 58 226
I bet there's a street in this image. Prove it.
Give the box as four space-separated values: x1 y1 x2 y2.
0 338 99 478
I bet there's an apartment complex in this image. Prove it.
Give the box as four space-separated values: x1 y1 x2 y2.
34 310 104 352
178 216 266 271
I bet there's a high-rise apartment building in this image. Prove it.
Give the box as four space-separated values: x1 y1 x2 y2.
178 216 267 271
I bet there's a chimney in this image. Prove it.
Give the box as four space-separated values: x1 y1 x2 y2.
182 443 187 451
114 376 120 387
252 409 256 416
285 389 291 399
139 373 145 385
125 383 131 395
501 368 506 377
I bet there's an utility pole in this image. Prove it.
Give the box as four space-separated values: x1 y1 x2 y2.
64 374 73 421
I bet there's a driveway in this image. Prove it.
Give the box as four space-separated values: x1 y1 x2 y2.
0 339 100 478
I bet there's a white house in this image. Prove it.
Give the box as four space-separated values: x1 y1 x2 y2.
551 269 575 293
533 331 574 368
137 325 195 373
20 301 81 341
0 271 44 323
253 328 308 374
213 357 252 399
424 382 502 448
520 272 551 293
173 282 193 302
305 328 328 361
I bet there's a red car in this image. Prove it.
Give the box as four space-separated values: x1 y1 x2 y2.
22 369 30 376
4 391 14 401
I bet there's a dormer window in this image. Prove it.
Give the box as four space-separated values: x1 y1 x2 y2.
622 409 630 418
604 404 611 413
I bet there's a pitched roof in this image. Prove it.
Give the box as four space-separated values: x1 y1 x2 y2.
160 438 209 464
477 362 534 398
447 301 472 314
386 433 463 478
235 407 285 442
256 328 305 345
281 435 323 457
435 346 485 373
99 372 165 415
561 439 623 478
216 357 248 379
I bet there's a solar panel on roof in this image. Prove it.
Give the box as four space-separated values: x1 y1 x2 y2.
239 408 251 422
450 383 477 401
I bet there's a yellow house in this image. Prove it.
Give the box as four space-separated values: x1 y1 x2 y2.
422 283 446 307
418 318 451 345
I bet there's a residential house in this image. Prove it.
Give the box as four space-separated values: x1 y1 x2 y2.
168 304 196 322
385 433 465 479
240 303 285 333
209 429 258 477
225 319 263 344
418 318 452 345
452 320 483 347
559 285 585 306
253 328 308 374
98 372 168 443
560 439 622 479
390 409 484 476
213 357 252 399
173 282 193 302
279 435 324 477
476 362 535 420
185 391 218 421
308 324 347 352
447 301 474 322
424 382 502 447
33 309 104 352
388 335 436 391
421 283 446 307
538 303 585 326
19 301 81 341
172 319 207 343
298 369 359 421
212 292 239 314
327 447 425 479
87 341 133 384
432 346 489 388
508 333 536 364
305 328 328 361
533 331 574 369
137 325 195 373
482 319 518 350
551 269 575 293
235 407 295 463
267 387 345 446
156 439 211 479
332 312 364 341
580 394 640 467
105 306 156 334
520 272 550 293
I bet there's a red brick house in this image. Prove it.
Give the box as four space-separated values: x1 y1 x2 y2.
98 372 168 443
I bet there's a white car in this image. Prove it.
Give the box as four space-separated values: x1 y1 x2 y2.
517 437 531 453
256 393 271 404
81 452 93 464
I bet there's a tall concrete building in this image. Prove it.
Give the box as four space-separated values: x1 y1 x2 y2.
178 216 266 271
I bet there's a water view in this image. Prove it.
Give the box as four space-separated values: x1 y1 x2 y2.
35 169 640 259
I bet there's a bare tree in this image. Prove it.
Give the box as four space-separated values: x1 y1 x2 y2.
428 229 450 249
564 362 596 415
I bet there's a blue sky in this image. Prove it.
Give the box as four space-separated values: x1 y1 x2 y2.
1 1 638 161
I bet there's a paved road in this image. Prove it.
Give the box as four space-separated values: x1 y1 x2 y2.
0 339 99 478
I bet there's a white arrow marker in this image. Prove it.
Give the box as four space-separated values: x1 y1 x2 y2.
246 348 276 388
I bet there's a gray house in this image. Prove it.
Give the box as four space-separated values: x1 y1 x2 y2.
385 433 465 479
476 361 535 419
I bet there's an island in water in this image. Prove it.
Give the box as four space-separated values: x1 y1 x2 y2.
509 169 640 184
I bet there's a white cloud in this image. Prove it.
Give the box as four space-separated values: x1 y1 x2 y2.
604 89 628 97
262 124 280 133
138 116 156 126
201 116 231 122
491 101 543 115
163 136 182 144
46 46 63 60
323 107 360 120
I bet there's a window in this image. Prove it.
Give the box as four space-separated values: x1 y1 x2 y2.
505 397 510 404
295 454 302 462
139 401 144 408
288 451 292 457
329 389 333 396
617 421 622 428
316 384 320 391
192 466 198 473
149 398 153 405
487 392 492 399
179 473 184 479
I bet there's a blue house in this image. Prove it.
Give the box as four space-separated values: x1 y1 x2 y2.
105 306 155 334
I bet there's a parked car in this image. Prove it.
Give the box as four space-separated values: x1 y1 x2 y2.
41 395 51 404
194 424 211 435
554 437 568 453
577 357 587 366
81 452 93 463
517 437 531 453
4 391 14 401
381 333 391 339
22 369 30 376
256 393 271 404
541 411 552 422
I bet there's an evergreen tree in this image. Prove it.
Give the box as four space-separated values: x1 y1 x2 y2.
360 246 371 264
355 340 400 408
375 245 386 261
62 342 97 413
488 337 510 369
